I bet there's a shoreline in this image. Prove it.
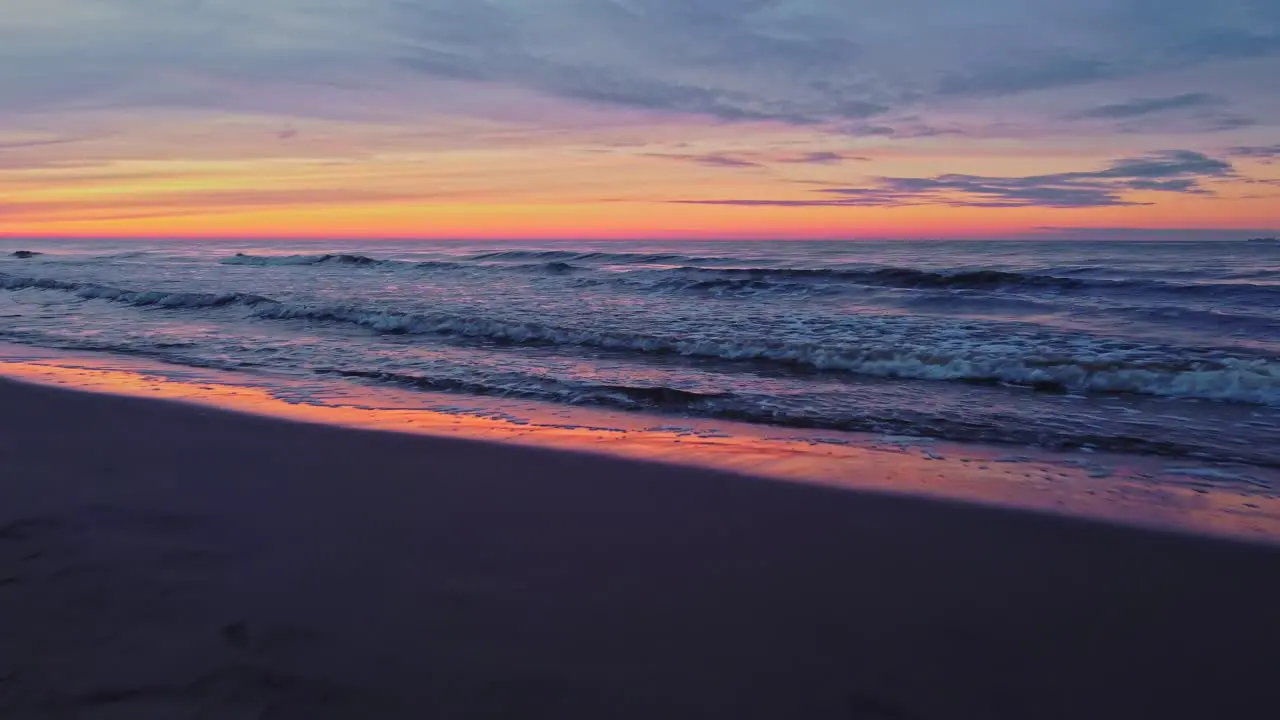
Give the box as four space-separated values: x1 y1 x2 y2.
3 374 1280 717
1 345 1278 543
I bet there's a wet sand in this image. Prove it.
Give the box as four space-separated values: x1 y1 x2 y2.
2 377 1279 719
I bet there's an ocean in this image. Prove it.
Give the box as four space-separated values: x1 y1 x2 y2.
2 238 1278 473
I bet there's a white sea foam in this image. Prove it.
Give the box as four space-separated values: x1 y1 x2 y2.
252 300 1280 406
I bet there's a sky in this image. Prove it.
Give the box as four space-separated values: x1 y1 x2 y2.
2 0 1279 240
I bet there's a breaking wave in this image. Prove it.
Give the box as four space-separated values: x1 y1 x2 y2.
0 317 1270 463
648 266 1280 300
322 369 1231 460
220 252 469 271
4 271 1277 407
220 252 578 274
280 304 1278 406
222 252 385 267
1 273 279 309
330 368 727 410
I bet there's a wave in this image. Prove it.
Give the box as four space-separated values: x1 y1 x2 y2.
6 271 1278 406
323 369 1265 463
220 252 573 274
216 304 1280 406
663 266 1280 299
331 369 726 410
224 249 731 267
1 315 1270 464
606 268 1084 298
223 251 1088 290
653 276 831 296
217 253 1280 303
91 251 156 260
203 306 1280 407
221 252 474 273
1082 304 1280 334
214 253 1099 294
700 266 1089 290
468 249 727 264
0 273 279 309
222 252 386 267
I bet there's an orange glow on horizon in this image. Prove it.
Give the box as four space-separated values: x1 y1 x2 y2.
4 195 1275 241
3 113 1276 240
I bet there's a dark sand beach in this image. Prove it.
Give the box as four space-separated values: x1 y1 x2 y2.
3 377 1280 719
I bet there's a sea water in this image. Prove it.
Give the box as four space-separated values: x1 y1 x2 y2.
2 238 1278 468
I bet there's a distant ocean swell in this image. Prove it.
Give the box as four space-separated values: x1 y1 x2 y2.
1 273 278 309
4 270 1278 407
218 250 733 268
214 252 1280 301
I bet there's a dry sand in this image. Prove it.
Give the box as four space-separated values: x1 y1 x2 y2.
2 377 1279 719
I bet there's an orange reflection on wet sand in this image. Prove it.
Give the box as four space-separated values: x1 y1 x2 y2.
2 358 1278 543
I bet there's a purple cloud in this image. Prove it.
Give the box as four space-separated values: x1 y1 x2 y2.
672 150 1236 209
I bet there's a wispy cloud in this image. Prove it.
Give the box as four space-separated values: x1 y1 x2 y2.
1031 226 1280 241
674 150 1236 209
1229 144 1280 162
0 137 83 150
781 151 871 165
842 121 962 139
1074 93 1223 119
3 187 429 223
1065 93 1255 134
394 2 1280 125
938 55 1116 98
647 153 764 169
646 149 871 169
4 1 1277 130
0 135 100 170
1 1 1277 235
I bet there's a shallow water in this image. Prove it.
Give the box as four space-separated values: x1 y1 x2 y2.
2 238 1278 467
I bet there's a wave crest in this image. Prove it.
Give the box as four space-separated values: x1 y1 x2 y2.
221 253 384 267
5 271 1278 406
1 273 279 309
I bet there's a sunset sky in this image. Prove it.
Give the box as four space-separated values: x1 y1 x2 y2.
2 0 1279 239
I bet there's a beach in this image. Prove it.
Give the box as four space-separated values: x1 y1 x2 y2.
3 376 1279 719
5 0 1280 713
